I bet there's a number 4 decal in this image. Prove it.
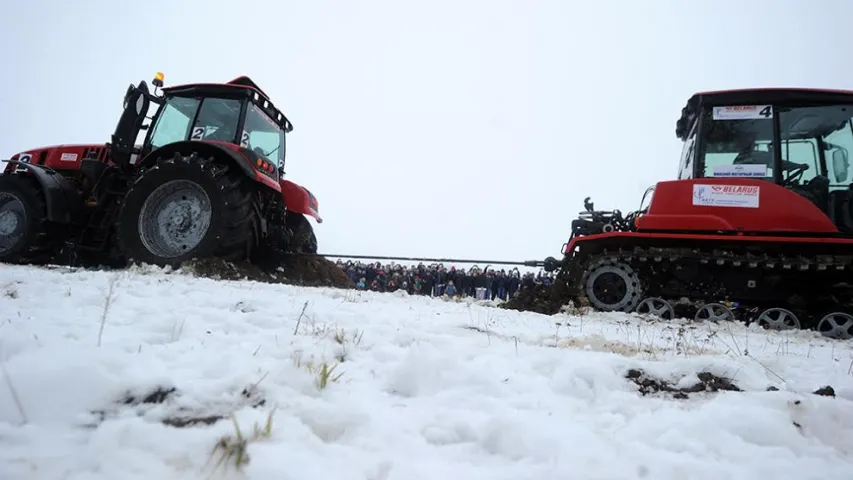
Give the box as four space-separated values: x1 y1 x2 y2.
712 105 773 120
240 131 250 148
190 126 205 140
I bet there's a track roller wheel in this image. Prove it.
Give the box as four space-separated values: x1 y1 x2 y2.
694 303 736 323
635 297 674 319
116 153 258 268
0 175 59 264
755 307 800 331
583 258 642 312
816 312 853 340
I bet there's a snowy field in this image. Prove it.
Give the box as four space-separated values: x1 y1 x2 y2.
1 264 852 480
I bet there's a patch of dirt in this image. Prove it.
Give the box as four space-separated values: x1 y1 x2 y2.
121 386 177 405
161 415 224 428
88 384 268 429
501 282 576 316
625 368 741 399
625 369 841 401
812 385 835 397
182 254 354 289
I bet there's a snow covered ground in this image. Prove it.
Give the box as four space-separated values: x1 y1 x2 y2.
1 263 852 480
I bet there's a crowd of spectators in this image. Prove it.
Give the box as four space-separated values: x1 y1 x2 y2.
334 260 558 301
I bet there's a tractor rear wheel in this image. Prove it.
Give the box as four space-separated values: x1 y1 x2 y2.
0 176 57 264
116 153 258 267
286 213 318 254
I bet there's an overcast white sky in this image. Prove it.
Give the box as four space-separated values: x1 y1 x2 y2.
1 0 851 266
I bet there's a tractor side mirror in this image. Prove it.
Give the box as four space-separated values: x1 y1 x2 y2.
111 81 151 171
122 83 135 110
639 185 655 212
832 148 849 183
122 81 150 115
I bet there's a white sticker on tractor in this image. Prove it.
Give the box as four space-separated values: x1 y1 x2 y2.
712 105 772 120
190 126 206 140
693 184 760 208
240 130 250 148
14 153 32 173
711 164 767 177
60 152 78 162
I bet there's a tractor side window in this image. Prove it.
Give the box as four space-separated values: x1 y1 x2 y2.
243 103 285 166
700 107 774 179
191 98 242 143
779 104 853 187
149 97 200 149
824 119 853 188
778 139 819 184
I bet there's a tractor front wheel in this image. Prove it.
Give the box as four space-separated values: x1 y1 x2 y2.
116 153 258 267
0 176 56 264
285 213 318 254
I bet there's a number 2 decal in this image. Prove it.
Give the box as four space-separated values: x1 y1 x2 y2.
240 131 250 148
14 153 32 173
190 126 205 140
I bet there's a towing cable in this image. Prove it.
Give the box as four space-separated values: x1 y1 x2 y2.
290 252 556 269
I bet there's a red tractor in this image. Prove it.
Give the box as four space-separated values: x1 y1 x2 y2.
0 73 321 269
542 88 853 339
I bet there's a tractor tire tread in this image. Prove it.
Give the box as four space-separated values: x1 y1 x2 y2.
116 152 258 267
0 175 62 264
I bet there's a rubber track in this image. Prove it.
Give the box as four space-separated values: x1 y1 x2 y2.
567 245 853 314
591 245 852 271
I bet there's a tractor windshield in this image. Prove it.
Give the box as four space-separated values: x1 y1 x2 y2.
697 103 853 188
148 97 200 149
243 103 285 167
145 94 287 168
699 107 775 179
148 96 243 148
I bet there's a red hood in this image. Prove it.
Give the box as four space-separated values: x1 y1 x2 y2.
4 143 112 173
11 143 108 158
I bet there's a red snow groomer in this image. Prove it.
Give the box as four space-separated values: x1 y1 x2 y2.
543 88 853 339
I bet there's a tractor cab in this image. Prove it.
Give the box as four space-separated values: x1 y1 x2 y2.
110 73 293 175
676 88 853 230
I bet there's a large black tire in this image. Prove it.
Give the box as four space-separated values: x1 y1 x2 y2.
115 153 258 268
305 229 318 254
285 213 318 254
0 175 58 264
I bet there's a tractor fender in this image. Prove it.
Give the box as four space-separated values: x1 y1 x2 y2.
281 180 322 223
5 161 84 223
137 140 258 181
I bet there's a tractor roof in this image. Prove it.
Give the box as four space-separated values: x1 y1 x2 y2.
676 87 853 140
162 75 271 100
161 76 293 132
690 87 853 106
